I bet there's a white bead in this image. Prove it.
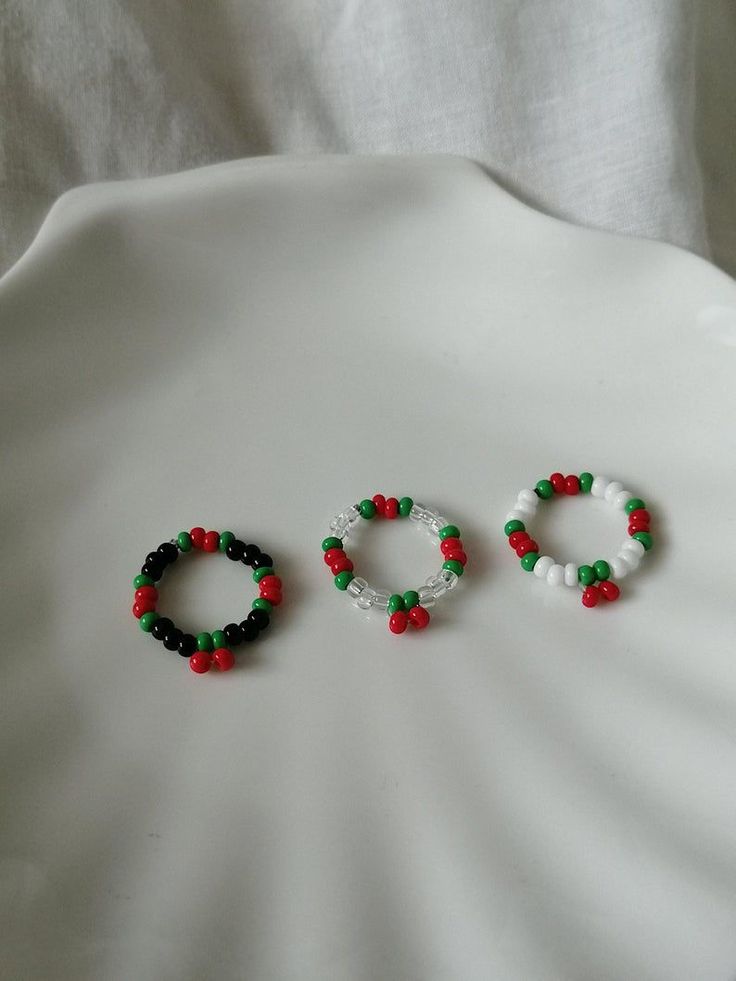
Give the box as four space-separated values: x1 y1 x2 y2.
610 556 630 579
417 586 436 608
373 590 391 611
591 475 609 498
346 576 367 597
505 510 527 524
546 564 565 586
533 555 554 578
564 562 578 587
618 550 641 571
514 501 536 517
604 481 624 503
517 489 538 506
613 490 631 510
356 587 376 610
438 568 459 590
621 538 645 557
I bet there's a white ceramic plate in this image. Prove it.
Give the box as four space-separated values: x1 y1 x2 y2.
2 155 736 981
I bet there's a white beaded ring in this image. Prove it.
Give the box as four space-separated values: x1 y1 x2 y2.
321 494 468 634
503 471 653 608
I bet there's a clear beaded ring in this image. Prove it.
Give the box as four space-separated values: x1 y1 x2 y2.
504 472 654 609
322 494 468 633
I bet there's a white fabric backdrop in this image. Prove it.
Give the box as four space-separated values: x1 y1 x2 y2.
1 0 735 278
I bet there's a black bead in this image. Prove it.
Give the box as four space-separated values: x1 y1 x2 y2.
252 552 273 569
242 544 261 566
152 616 173 640
226 539 245 561
239 619 259 642
141 561 163 581
178 633 197 657
163 628 182 651
224 622 243 646
248 608 270 631
157 542 178 564
146 551 162 566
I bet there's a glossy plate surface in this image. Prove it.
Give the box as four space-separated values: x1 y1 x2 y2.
2 155 735 981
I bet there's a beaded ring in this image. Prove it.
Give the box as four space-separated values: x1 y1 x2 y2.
322 495 468 633
504 472 654 609
132 527 282 674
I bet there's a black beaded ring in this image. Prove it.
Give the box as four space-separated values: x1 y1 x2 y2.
132 526 282 675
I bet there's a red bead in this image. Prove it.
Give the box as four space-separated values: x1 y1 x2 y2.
190 527 206 549
388 610 408 634
260 589 282 606
629 509 650 524
384 497 399 519
516 539 539 557
372 494 386 513
331 557 354 575
134 586 158 602
440 537 462 556
213 647 235 671
628 521 649 535
550 472 566 494
599 580 620 602
446 549 467 567
259 574 282 591
189 651 212 674
408 606 430 629
203 531 219 552
324 548 344 566
508 531 529 549
564 475 580 495
132 598 156 618
581 585 601 608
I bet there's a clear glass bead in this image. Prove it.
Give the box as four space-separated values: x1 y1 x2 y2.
356 587 376 610
427 516 447 536
425 574 448 597
409 503 426 522
346 576 367 597
345 504 361 522
438 568 459 590
372 590 391 611
417 586 436 608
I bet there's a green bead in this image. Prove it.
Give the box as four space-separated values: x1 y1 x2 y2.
578 565 596 586
442 559 464 577
387 593 405 614
625 498 646 515
212 630 227 649
196 632 214 652
403 590 420 609
177 531 192 552
593 560 610 581
504 519 525 536
535 479 554 499
579 472 594 493
334 570 354 590
133 573 154 589
322 536 342 552
253 566 274 583
359 498 377 519
140 611 159 632
520 552 539 571
633 531 653 551
252 597 273 614
219 531 234 552
439 524 460 541
398 496 414 517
